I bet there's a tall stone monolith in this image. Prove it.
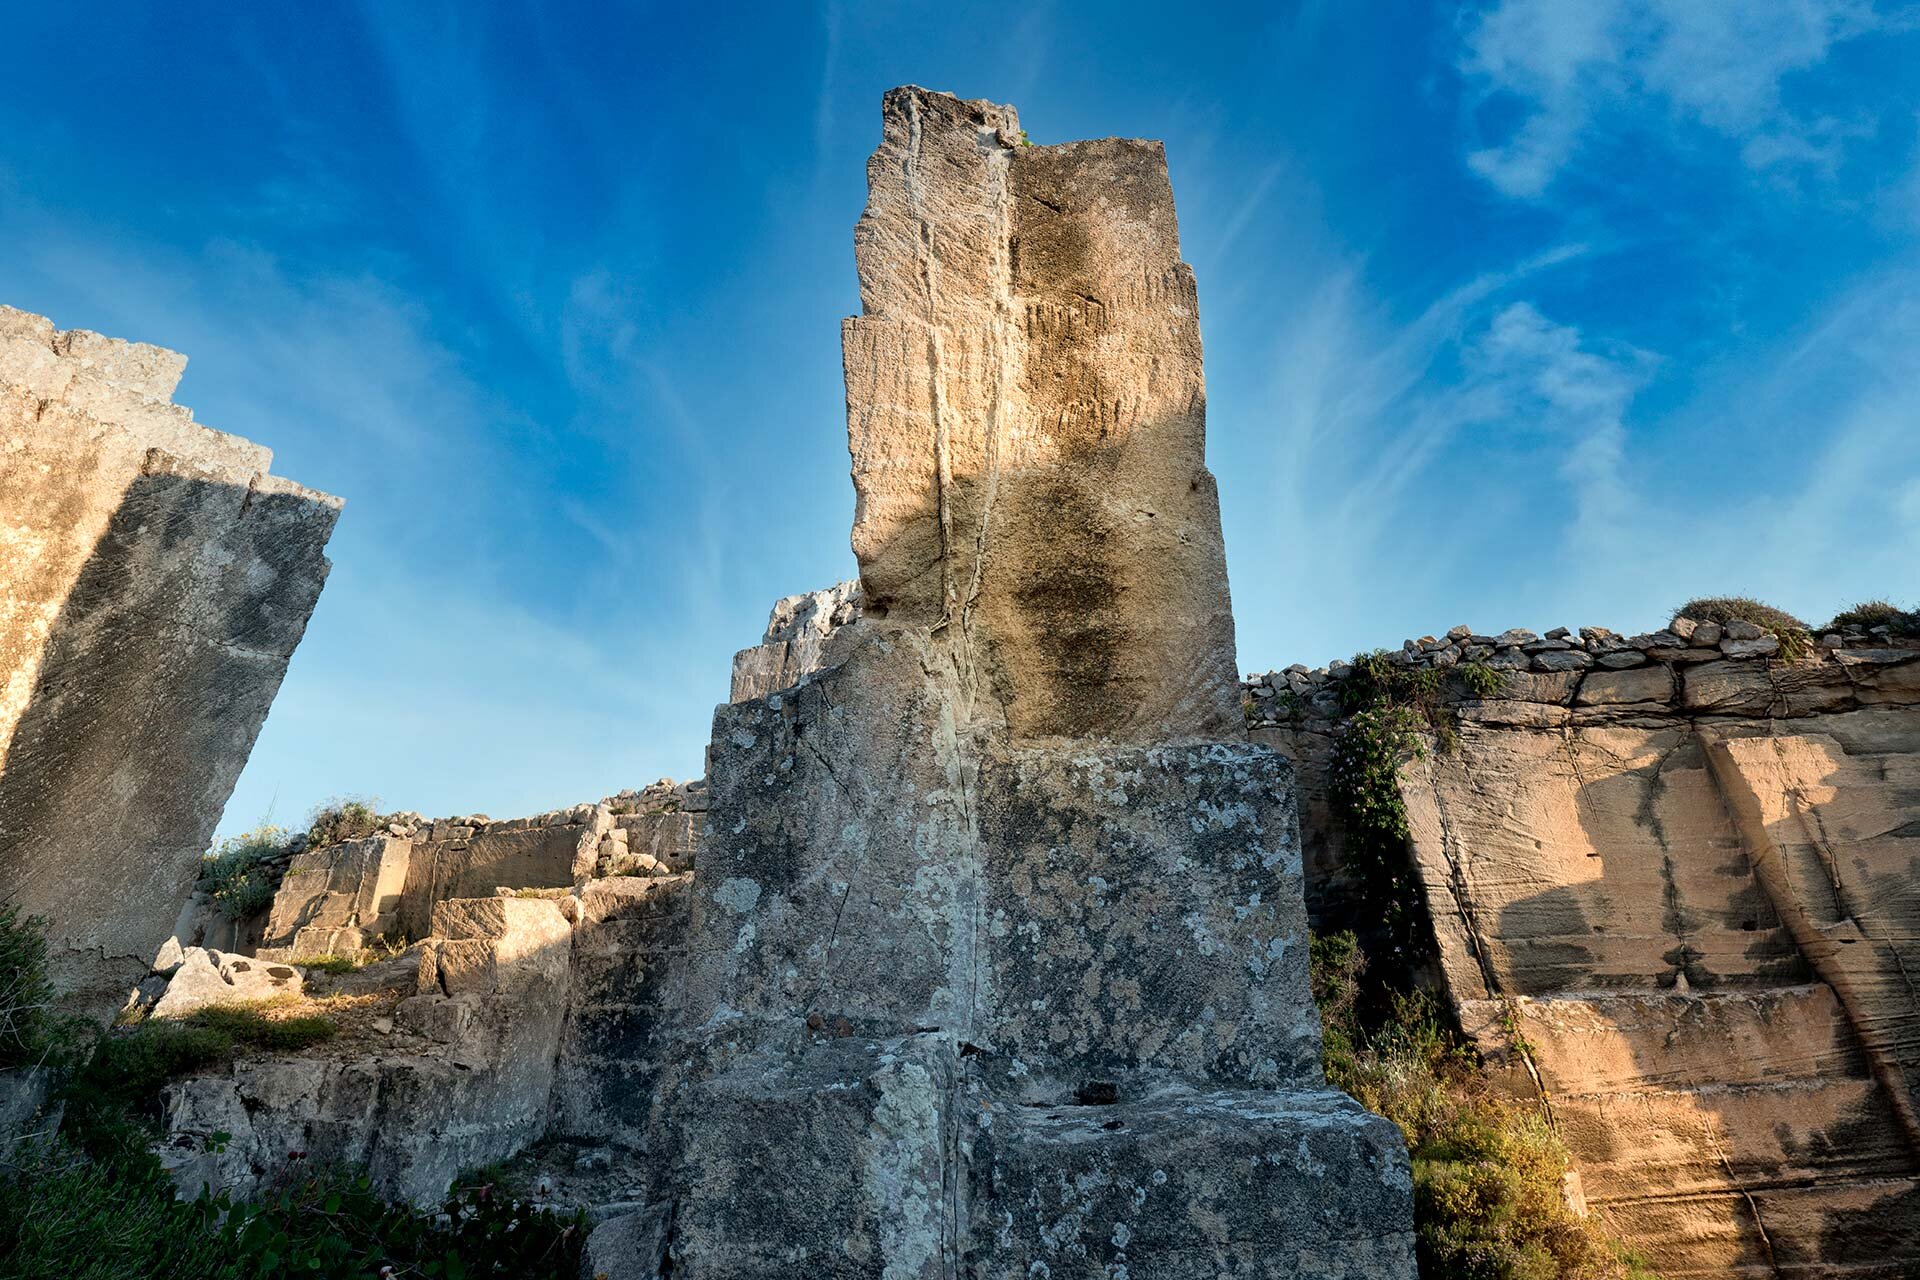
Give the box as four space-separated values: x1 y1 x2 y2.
647 89 1415 1278
0 306 340 1020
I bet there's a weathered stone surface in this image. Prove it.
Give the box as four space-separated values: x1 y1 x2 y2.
416 896 573 996
151 946 303 1018
1575 664 1675 706
257 835 411 960
974 741 1321 1090
612 810 698 872
551 875 691 1156
670 1035 953 1279
0 306 339 1018
728 580 861 703
965 1087 1414 1279
650 87 1411 1279
164 900 575 1205
1705 731 1920 1139
398 822 597 939
1311 669 1920 1274
842 87 1239 743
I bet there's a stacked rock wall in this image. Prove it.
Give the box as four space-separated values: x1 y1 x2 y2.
1249 621 1920 1277
0 305 339 1018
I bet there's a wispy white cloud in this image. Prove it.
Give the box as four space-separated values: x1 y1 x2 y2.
1462 301 1654 554
1460 0 1884 197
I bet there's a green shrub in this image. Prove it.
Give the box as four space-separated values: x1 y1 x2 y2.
0 1151 585 1280
1672 596 1811 662
0 902 53 1067
0 902 89 1072
215 1170 586 1279
305 797 383 850
1460 660 1506 699
200 824 290 921
0 1141 230 1280
1824 599 1920 636
1329 698 1431 972
1312 933 1661 1280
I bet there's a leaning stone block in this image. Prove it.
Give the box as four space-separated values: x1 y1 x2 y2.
0 307 339 1020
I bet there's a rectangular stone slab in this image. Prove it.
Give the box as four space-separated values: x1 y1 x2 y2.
965 1086 1414 1280
975 741 1321 1090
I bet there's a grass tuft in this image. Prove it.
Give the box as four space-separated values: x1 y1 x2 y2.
1824 599 1919 636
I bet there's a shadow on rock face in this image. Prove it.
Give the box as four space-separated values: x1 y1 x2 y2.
0 469 335 1020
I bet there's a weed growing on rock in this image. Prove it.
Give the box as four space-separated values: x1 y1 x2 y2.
186 999 338 1053
60 1000 337 1165
305 797 383 849
1673 596 1812 662
297 954 362 975
1825 599 1920 636
3 989 583 1280
0 1147 586 1280
1312 932 1663 1280
200 823 291 921
0 903 88 1071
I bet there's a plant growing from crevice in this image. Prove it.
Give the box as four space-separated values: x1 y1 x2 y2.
1327 648 1498 973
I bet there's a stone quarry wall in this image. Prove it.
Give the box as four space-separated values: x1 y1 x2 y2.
648 87 1414 1280
153 783 702 1207
0 305 340 1018
1248 620 1920 1278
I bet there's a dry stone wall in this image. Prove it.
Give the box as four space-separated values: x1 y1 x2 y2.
1249 620 1920 1278
0 305 339 1018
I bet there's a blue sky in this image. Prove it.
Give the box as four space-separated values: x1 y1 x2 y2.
5 2 1918 833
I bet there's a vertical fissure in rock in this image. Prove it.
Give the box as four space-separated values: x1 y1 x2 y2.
902 93 958 634
957 127 1016 723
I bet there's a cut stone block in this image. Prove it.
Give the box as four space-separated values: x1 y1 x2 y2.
965 1086 1414 1279
259 835 411 956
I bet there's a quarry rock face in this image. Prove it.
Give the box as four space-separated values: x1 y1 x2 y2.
649 87 1415 1279
1252 628 1920 1277
843 88 1241 743
0 305 339 1018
